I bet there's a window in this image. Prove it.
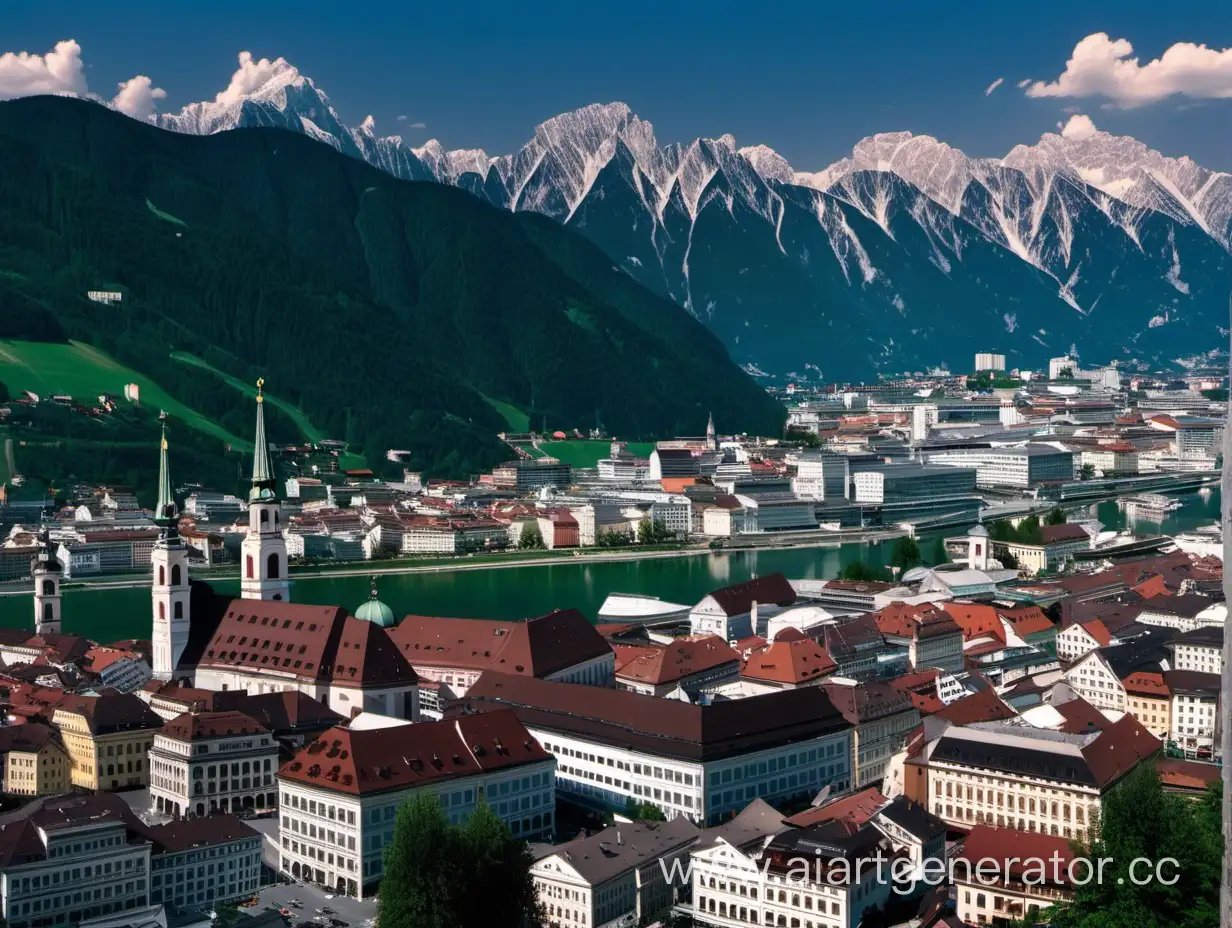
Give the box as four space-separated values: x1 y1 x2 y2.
246 556 254 579
268 554 280 580
171 564 182 586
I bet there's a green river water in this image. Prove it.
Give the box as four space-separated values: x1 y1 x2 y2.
1 489 1220 642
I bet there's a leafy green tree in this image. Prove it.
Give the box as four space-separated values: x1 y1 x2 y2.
597 529 633 547
785 426 821 448
1016 515 1043 545
623 798 667 821
1077 463 1097 481
1046 507 1067 525
889 535 922 572
637 518 677 545
998 549 1019 571
518 522 545 550
1051 766 1222 928
930 538 950 566
839 562 891 582
379 794 544 928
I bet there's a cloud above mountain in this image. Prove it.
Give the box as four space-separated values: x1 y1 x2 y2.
1025 33 1232 108
0 39 165 119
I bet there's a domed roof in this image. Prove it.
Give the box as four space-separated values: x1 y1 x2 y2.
355 578 396 628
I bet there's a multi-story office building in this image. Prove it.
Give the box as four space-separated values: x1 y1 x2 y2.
277 710 555 899
904 714 1159 841
144 815 263 911
974 352 1006 372
0 795 154 928
464 672 853 825
52 691 163 791
851 463 977 505
649 449 700 482
149 710 281 818
491 459 573 491
532 817 699 928
791 452 851 501
924 446 1076 489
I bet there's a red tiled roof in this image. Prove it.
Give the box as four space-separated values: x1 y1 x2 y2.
940 602 1005 644
742 637 836 686
785 787 889 828
1122 671 1169 698
997 606 1053 638
1040 524 1089 544
278 710 549 796
1156 757 1220 792
704 573 796 616
1080 714 1160 788
614 636 738 687
955 826 1074 886
933 688 1015 725
1131 575 1171 600
161 710 268 742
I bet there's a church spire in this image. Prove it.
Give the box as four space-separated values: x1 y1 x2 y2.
250 378 275 501
155 413 178 533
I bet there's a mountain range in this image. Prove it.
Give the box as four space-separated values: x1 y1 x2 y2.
152 55 1232 380
0 95 783 479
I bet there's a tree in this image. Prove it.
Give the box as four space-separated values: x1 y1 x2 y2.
624 798 667 821
930 538 950 566
637 518 677 545
379 794 544 928
889 535 922 572
517 522 545 550
785 426 821 448
1051 766 1222 928
839 562 891 582
997 549 1019 571
1077 463 1096 481
1015 515 1043 546
1046 507 1067 525
596 529 633 547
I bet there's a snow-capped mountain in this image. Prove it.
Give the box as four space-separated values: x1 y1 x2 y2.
150 61 1232 380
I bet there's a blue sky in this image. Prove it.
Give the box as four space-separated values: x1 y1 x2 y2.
5 0 1232 169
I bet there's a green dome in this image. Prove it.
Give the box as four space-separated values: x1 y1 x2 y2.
356 578 396 628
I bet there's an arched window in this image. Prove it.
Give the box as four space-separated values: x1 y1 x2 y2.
171 564 181 586
260 509 269 527
267 553 280 579
173 601 183 620
159 566 165 586
41 579 54 595
246 556 254 579
159 602 165 620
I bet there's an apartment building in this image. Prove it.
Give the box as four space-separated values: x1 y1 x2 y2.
1168 626 1223 675
1000 524 1092 575
277 710 555 899
1136 594 1225 633
906 715 1159 841
149 710 281 818
1062 640 1170 713
823 679 921 788
464 672 853 825
0 724 71 797
953 826 1074 927
532 817 699 928
1166 670 1221 760
614 636 741 697
873 603 964 673
1121 672 1172 739
0 795 154 928
143 815 263 911
689 573 798 640
51 691 163 791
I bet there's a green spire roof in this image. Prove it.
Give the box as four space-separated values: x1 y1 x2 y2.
250 378 276 501
355 576 396 628
155 415 178 529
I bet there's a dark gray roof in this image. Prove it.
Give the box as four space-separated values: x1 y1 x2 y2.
1170 626 1224 648
875 795 946 841
535 816 699 885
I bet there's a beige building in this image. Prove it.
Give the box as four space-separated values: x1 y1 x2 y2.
953 825 1074 926
823 678 921 788
1122 671 1171 739
905 715 1160 843
52 691 164 791
0 724 71 797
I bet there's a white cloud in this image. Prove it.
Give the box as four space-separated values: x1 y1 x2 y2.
1058 113 1099 140
396 114 407 122
112 75 166 120
0 39 88 98
406 121 426 129
215 51 297 105
1016 79 1030 88
984 77 1004 96
1025 32 1232 108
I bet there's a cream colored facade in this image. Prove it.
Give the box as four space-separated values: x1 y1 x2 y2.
955 876 1070 926
1125 692 1171 739
3 740 71 796
53 710 156 792
851 709 922 788
1063 652 1126 712
1055 624 1102 663
928 761 1099 843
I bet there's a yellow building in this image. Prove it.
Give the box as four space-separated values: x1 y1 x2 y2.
52 691 163 791
0 723 71 796
1122 671 1172 739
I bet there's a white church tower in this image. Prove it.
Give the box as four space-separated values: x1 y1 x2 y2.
152 418 191 679
241 379 290 602
31 529 63 637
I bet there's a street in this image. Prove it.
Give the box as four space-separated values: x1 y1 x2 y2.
242 880 377 928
